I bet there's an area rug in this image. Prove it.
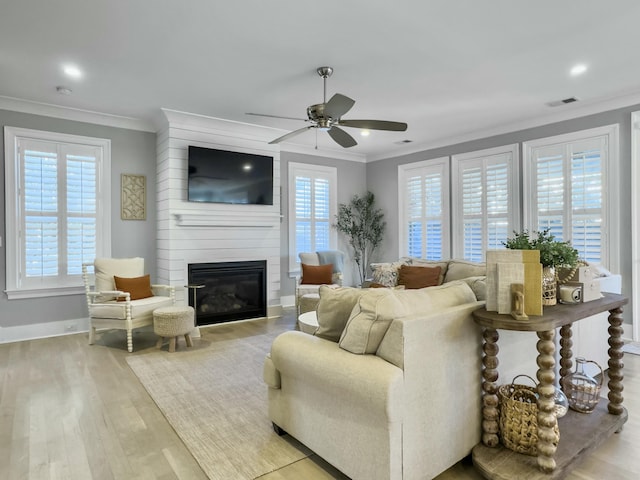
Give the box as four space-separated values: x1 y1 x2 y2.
126 323 311 480
622 342 640 356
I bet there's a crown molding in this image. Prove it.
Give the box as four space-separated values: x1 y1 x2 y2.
0 95 155 132
368 90 640 163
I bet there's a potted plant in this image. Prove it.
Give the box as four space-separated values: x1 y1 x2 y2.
333 191 386 285
503 229 579 305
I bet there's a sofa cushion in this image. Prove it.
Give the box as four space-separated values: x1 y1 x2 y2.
444 259 486 282
301 263 333 285
375 281 479 368
397 265 442 289
370 260 410 287
315 285 367 342
114 274 154 301
339 289 406 354
460 275 487 301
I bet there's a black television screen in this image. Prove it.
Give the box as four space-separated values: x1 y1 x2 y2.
187 146 274 205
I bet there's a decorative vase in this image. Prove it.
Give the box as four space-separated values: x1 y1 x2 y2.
561 357 603 413
542 266 557 306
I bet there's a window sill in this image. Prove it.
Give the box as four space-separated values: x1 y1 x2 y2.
5 285 85 300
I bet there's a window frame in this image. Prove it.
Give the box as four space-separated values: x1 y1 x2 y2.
451 144 520 261
4 126 111 299
398 156 450 260
287 162 337 276
522 124 619 272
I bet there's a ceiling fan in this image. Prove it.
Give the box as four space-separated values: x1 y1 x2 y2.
246 66 408 148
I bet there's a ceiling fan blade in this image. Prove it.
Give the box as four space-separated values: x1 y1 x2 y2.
246 112 308 122
328 126 357 148
324 93 355 119
268 126 314 144
338 119 408 131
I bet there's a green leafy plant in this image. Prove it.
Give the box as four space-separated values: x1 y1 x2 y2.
503 229 579 268
333 191 386 284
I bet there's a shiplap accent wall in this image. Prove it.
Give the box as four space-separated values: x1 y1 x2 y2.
156 109 282 315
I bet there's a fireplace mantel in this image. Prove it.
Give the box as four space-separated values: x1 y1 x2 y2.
173 212 281 227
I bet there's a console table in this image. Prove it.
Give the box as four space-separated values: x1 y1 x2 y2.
472 293 628 479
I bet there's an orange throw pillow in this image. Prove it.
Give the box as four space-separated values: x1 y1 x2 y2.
397 265 442 289
301 263 334 285
114 274 154 301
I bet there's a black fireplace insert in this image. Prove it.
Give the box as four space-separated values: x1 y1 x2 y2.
187 260 267 326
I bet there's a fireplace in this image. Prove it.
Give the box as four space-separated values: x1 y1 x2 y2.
188 260 267 326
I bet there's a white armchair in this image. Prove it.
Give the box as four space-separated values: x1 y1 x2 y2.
295 250 344 314
82 257 175 352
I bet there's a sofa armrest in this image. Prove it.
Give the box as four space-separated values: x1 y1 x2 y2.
270 331 404 418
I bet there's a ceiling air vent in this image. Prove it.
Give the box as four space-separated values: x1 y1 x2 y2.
547 97 580 107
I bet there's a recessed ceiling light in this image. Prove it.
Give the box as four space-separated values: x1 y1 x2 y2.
570 64 588 76
360 129 370 137
63 64 83 79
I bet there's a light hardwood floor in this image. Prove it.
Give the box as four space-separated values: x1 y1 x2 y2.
0 311 638 480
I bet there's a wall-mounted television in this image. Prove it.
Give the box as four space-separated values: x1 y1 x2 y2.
187 146 274 205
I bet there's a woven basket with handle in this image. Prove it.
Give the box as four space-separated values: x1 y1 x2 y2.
498 374 559 456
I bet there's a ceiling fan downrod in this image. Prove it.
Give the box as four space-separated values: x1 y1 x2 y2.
317 66 333 104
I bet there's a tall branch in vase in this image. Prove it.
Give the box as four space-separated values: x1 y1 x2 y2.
333 191 386 285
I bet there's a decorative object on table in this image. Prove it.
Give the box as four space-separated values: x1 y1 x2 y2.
333 191 386 285
561 357 603 413
498 374 559 456
560 266 603 302
503 229 579 306
510 283 528 320
559 283 583 304
121 174 146 220
553 386 569 418
486 249 542 315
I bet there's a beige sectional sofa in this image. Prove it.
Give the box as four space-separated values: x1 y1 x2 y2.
264 273 539 480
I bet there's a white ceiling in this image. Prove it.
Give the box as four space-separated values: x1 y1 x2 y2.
2 1 640 161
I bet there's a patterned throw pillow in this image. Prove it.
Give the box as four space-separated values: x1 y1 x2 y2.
370 261 409 287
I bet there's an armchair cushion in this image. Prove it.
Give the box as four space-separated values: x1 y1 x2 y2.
397 265 442 289
301 263 333 285
89 295 173 319
94 257 144 300
114 274 154 301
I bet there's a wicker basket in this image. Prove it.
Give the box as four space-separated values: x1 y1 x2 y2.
498 375 559 456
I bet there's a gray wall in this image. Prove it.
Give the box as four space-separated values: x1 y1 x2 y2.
0 109 157 327
279 151 367 295
367 103 639 324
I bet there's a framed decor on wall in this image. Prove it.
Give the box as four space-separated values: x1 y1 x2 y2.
121 174 146 220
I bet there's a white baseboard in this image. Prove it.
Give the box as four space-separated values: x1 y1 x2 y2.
280 295 295 308
0 317 90 344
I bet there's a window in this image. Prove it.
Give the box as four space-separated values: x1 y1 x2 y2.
452 144 519 261
523 125 618 268
4 127 111 299
398 157 450 260
288 162 337 275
